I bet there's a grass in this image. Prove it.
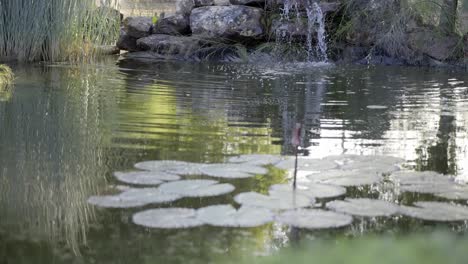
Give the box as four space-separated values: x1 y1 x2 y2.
0 64 14 101
227 232 468 264
0 0 120 62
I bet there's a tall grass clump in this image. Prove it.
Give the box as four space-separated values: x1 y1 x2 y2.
0 64 14 101
0 0 120 62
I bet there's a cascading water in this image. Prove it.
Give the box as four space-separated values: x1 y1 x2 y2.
275 0 328 63
306 2 328 62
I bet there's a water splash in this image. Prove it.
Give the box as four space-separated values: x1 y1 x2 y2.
306 2 328 62
275 0 328 62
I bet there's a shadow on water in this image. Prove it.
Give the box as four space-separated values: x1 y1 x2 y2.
1 58 468 263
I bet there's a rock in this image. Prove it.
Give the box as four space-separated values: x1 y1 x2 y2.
341 46 368 62
123 16 153 38
96 45 120 55
214 0 230 5
270 18 309 42
176 0 195 16
269 1 340 13
408 28 461 61
117 30 138 51
464 33 468 58
195 0 215 6
136 34 204 56
190 6 265 41
230 0 264 5
152 14 190 35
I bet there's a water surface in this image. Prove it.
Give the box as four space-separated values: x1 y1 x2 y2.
1 58 468 263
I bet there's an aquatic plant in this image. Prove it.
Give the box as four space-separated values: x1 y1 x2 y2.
275 209 353 229
0 64 14 101
133 208 204 229
196 205 274 227
88 187 182 208
158 179 235 197
200 163 269 178
269 183 346 199
400 201 468 221
0 0 120 62
326 198 400 217
234 191 314 210
114 170 180 185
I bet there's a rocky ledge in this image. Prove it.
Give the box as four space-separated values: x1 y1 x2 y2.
116 0 468 68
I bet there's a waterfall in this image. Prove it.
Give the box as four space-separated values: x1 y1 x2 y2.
306 2 328 62
275 0 328 63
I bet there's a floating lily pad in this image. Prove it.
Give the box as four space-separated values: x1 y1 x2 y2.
88 188 181 208
366 105 388 109
158 180 235 197
276 209 353 229
326 198 400 217
164 163 205 176
324 155 403 173
234 191 314 210
269 183 346 199
133 208 204 228
114 171 180 185
200 163 268 178
435 185 468 200
275 158 338 172
196 205 274 227
134 160 197 172
228 154 287 166
390 171 457 194
400 202 468 222
307 169 382 187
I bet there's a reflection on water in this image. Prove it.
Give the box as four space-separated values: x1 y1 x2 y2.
1 58 468 263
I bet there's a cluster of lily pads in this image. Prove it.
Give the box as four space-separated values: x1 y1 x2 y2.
88 154 468 229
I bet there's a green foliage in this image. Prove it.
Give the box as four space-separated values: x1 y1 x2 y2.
0 64 14 101
227 232 468 264
0 0 120 62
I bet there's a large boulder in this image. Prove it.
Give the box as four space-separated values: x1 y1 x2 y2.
152 14 190 35
190 6 265 41
117 30 138 51
136 34 204 56
176 0 195 16
408 28 461 61
123 17 153 38
230 0 264 5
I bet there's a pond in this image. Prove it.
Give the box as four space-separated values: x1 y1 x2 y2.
1 58 468 263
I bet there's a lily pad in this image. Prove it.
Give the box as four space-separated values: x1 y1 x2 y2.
196 205 274 227
158 180 235 197
390 171 457 194
228 154 287 166
275 158 338 172
269 183 346 199
134 160 198 172
366 105 388 109
434 185 468 200
400 202 468 222
276 209 353 229
326 198 400 217
307 169 382 187
114 171 180 185
200 163 268 178
324 155 403 173
133 208 203 228
234 191 314 210
88 188 181 208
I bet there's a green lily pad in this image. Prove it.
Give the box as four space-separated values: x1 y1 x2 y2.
87 188 182 208
200 163 268 178
234 191 314 210
307 169 382 186
276 209 353 229
400 202 468 222
275 158 338 172
158 180 235 197
228 154 288 166
196 205 274 227
326 198 400 217
269 183 346 199
114 171 180 185
133 208 203 228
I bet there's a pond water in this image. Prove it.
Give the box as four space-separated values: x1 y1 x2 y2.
1 57 468 263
